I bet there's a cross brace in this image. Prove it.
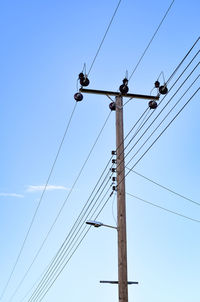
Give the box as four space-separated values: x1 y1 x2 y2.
79 88 159 100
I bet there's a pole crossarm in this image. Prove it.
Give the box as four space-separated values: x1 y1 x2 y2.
100 281 139 285
80 88 159 100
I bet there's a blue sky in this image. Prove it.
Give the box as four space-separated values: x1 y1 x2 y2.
0 1 200 302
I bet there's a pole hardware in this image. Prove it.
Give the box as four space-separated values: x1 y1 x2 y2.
112 186 117 191
74 92 83 102
119 78 129 94
148 100 158 109
79 88 159 100
100 281 139 285
159 84 168 95
79 72 90 87
109 102 116 111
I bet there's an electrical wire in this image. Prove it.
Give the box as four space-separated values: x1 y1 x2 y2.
25 184 114 302
129 0 175 81
126 168 200 207
17 105 150 302
27 185 113 302
0 102 78 301
19 162 113 302
166 36 200 84
119 47 200 167
124 70 200 169
126 192 200 223
88 0 122 76
123 87 200 184
35 190 113 302
7 111 112 302
123 63 200 167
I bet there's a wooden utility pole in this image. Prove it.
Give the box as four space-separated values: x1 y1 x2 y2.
79 87 159 302
116 95 128 302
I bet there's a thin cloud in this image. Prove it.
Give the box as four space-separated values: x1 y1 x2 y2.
0 193 24 198
26 185 69 193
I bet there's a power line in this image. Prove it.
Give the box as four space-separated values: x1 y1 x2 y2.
124 87 200 182
19 161 113 302
27 179 113 302
166 36 200 84
114 53 200 176
7 111 112 302
0 102 78 301
88 0 122 76
129 0 175 81
126 168 200 207
34 187 113 302
124 64 200 169
28 188 113 302
126 192 200 223
120 47 200 167
25 107 156 301
16 104 158 300
25 187 114 302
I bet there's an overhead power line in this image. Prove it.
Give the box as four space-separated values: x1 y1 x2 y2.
166 36 200 84
129 0 175 81
126 192 200 224
126 168 200 207
7 111 112 302
115 50 200 171
123 64 200 168
88 0 122 75
121 42 200 164
17 106 151 302
24 187 114 302
0 102 78 301
124 87 200 183
19 163 113 302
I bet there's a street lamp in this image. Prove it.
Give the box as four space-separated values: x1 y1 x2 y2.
86 220 117 230
86 220 138 287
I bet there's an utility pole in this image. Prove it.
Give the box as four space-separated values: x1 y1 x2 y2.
77 86 159 302
115 95 128 302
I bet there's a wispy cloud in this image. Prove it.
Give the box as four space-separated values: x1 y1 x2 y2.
0 193 24 198
26 185 69 193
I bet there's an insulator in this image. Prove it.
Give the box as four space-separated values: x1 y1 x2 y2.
112 177 116 182
79 72 84 79
148 100 157 109
119 77 129 94
109 102 116 111
111 168 116 173
80 77 90 87
112 186 116 191
154 80 160 88
119 84 129 94
74 92 83 102
122 78 128 85
159 85 168 95
111 150 116 155
112 159 116 164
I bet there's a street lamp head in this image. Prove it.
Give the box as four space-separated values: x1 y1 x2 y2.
86 220 103 228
